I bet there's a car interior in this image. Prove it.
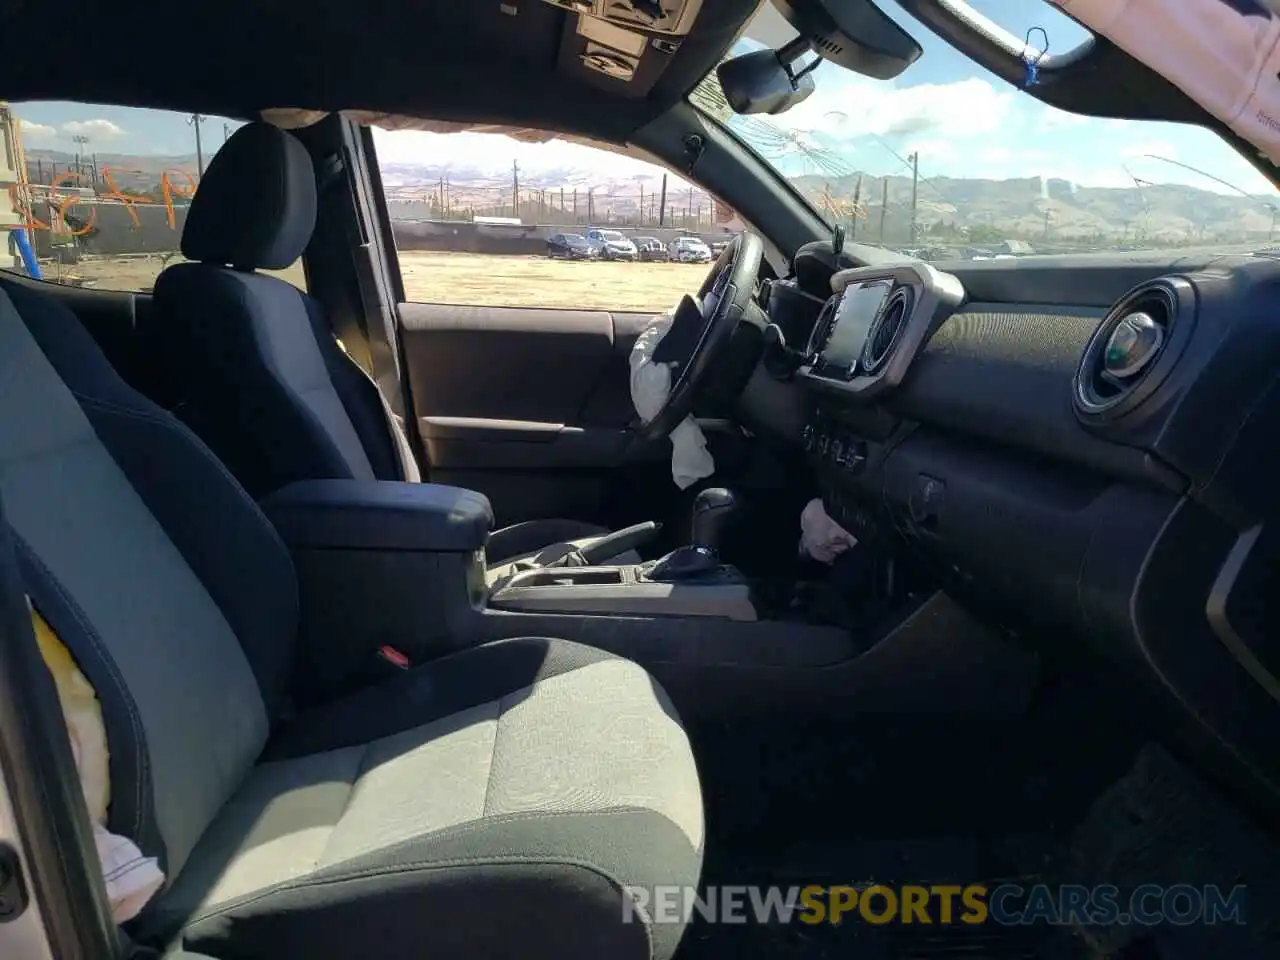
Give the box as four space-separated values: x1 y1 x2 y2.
2 0 1280 958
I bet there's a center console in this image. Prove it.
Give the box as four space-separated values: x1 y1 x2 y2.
488 562 756 620
260 479 813 706
799 261 964 545
258 463 1010 722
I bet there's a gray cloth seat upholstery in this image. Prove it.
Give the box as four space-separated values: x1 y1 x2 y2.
146 122 630 571
0 276 702 958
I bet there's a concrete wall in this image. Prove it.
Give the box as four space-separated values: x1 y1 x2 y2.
37 202 191 257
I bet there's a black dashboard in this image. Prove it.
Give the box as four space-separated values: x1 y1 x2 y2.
786 249 1280 809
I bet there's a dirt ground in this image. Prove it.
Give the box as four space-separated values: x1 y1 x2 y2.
397 251 703 312
44 250 705 313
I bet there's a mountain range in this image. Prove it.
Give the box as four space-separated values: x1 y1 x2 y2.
22 149 1279 246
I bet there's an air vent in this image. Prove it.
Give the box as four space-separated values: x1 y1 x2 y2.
1074 278 1193 420
862 287 911 374
811 35 844 57
806 298 838 360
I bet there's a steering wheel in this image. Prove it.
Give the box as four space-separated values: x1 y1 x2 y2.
639 231 765 441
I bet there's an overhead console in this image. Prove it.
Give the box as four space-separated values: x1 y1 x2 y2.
539 0 703 88
800 261 965 400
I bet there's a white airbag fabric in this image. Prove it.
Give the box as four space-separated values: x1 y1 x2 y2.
1052 0 1280 165
799 498 858 564
629 312 716 490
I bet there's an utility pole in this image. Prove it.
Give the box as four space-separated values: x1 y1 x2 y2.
851 174 862 240
189 113 207 177
909 152 919 246
560 187 565 219
573 188 578 221
71 135 89 179
512 160 520 219
91 152 99 189
878 177 888 244
588 188 594 222
658 173 668 226
687 185 694 227
438 176 444 218
639 184 644 226
444 175 450 217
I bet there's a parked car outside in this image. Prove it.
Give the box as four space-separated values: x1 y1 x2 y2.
585 228 638 261
668 236 713 263
546 233 596 260
709 239 730 257
634 236 670 262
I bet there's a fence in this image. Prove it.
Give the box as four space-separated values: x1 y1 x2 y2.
10 196 735 260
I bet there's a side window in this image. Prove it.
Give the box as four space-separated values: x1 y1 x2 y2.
371 126 734 313
0 101 306 293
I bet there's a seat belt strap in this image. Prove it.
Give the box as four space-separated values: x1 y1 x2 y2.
333 336 420 482
369 369 421 483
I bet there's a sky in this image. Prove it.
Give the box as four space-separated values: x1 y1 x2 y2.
9 0 1278 198
722 0 1279 196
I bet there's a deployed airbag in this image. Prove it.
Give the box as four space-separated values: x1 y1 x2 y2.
1053 0 1280 165
630 312 716 489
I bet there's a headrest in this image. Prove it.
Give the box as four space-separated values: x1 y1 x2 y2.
181 123 317 270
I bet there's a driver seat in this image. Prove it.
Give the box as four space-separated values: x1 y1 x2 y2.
148 123 633 573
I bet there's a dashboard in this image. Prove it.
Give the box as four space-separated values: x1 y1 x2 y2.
785 250 1280 810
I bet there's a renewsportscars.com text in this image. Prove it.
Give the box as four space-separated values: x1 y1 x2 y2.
622 884 1248 927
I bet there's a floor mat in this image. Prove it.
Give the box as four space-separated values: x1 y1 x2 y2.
678 676 1141 959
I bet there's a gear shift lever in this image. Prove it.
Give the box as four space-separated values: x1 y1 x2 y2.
645 489 743 583
691 487 738 552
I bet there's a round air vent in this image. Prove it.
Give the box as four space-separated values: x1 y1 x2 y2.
1074 277 1194 420
581 51 636 80
861 287 911 374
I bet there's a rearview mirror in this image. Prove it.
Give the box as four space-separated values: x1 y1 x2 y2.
716 42 817 115
773 0 921 79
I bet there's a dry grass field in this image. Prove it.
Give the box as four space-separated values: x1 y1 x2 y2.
40 250 704 313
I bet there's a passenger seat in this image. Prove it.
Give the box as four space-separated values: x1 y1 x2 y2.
0 275 702 958
147 122 637 575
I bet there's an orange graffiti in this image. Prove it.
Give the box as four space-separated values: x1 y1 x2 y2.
7 172 99 236
98 165 198 229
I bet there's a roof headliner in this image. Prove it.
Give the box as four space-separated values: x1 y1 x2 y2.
0 0 757 140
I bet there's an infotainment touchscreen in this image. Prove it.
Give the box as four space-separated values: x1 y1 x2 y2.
820 280 891 372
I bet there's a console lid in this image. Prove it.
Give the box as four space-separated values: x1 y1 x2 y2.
261 479 493 552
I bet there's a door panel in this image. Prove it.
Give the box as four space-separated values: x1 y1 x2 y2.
399 302 665 525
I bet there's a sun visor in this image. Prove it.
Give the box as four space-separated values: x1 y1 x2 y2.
1053 0 1280 165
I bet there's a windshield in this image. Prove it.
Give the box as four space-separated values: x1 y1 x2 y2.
692 0 1280 258
599 230 625 240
